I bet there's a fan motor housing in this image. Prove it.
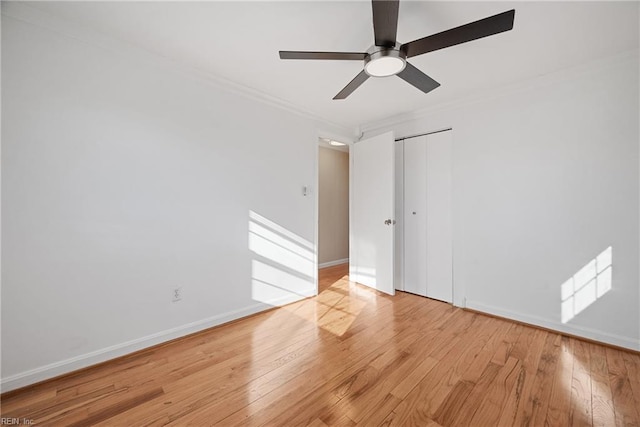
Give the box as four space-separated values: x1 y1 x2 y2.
364 44 407 77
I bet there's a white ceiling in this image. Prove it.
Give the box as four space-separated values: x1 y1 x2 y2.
26 1 640 129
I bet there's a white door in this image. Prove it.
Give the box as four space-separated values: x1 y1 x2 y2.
403 137 428 296
350 131 395 295
403 131 453 303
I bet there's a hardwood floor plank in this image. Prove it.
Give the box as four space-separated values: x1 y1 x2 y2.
544 335 575 427
606 347 640 426
622 351 640 422
0 387 57 414
508 328 552 426
517 331 560 426
66 387 164 427
589 342 616 427
390 315 508 425
389 356 438 401
316 315 457 426
1 385 117 424
307 417 330 427
570 338 593 426
355 393 402 426
431 379 475 426
260 331 421 426
460 320 514 383
490 323 524 366
444 362 502 425
469 356 522 426
3 263 639 427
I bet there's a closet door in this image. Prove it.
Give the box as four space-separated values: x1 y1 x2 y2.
403 131 453 303
403 136 428 296
425 131 453 303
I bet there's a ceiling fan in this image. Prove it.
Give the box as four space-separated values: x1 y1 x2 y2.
279 1 515 100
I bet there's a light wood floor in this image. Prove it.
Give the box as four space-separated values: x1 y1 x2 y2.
2 263 639 426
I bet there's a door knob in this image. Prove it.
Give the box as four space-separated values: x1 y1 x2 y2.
384 219 395 225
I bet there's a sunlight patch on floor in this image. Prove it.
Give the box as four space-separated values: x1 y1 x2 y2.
284 273 369 337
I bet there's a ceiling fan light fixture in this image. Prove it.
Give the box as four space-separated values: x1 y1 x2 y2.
364 48 406 77
279 2 515 99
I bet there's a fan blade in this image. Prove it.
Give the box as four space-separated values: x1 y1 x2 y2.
401 9 515 58
372 0 400 47
279 51 366 60
333 70 370 100
397 62 440 94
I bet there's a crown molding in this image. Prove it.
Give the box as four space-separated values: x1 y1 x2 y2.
1 2 353 136
359 48 639 136
4 2 636 142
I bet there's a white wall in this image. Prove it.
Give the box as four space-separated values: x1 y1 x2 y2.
365 52 640 350
318 147 349 266
1 13 343 390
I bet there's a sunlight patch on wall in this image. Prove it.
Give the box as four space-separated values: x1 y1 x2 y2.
250 211 314 252
249 221 314 278
251 260 314 302
561 246 612 323
249 210 315 307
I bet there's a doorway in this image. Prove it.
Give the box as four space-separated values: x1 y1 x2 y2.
317 138 350 293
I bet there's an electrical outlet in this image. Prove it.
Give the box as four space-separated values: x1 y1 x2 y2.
172 287 182 302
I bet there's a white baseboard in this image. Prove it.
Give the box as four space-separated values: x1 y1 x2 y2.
465 300 640 352
0 293 307 393
319 258 349 269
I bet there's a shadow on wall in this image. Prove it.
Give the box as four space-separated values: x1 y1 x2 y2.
561 246 612 323
249 210 315 305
